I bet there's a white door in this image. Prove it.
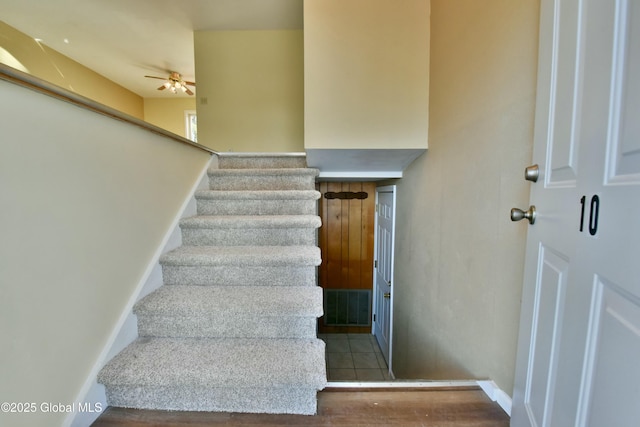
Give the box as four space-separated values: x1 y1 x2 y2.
511 0 640 426
373 186 396 368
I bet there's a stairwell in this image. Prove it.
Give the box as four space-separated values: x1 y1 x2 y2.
98 153 327 415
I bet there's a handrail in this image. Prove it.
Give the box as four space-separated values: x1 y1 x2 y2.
0 63 217 155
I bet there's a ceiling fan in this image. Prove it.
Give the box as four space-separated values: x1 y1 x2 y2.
144 71 195 95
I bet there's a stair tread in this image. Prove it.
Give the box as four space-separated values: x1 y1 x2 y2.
195 190 320 200
161 245 321 266
134 285 323 317
98 337 327 389
217 153 308 169
180 215 321 229
208 168 319 177
217 153 306 159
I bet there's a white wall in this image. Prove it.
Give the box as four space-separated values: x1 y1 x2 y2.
0 80 211 427
194 30 304 152
304 0 430 150
144 97 197 138
391 0 539 395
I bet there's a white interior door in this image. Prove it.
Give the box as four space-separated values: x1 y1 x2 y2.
373 186 395 369
511 1 640 426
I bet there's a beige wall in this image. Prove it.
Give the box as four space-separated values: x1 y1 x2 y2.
0 20 144 119
304 0 429 150
391 0 539 395
144 97 197 139
0 79 210 427
194 30 304 152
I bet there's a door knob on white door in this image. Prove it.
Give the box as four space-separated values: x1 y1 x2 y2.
511 205 536 225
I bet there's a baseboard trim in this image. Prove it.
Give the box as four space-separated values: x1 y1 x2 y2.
217 152 307 157
477 380 512 416
326 380 478 390
65 157 214 427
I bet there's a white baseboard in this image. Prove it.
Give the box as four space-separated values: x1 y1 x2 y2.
327 380 478 389
477 380 512 416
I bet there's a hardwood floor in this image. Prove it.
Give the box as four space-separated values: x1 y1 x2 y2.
92 387 510 426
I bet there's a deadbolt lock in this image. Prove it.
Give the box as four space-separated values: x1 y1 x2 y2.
525 164 539 182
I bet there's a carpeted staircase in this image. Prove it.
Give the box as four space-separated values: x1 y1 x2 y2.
98 153 327 415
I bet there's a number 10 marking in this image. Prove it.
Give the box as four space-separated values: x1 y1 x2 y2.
579 195 600 236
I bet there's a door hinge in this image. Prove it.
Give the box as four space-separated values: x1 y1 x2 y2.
374 260 378 268
375 204 379 213
373 314 376 322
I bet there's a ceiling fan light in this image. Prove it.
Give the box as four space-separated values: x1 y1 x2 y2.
145 73 194 95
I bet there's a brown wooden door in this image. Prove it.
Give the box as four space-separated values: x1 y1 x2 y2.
317 182 376 333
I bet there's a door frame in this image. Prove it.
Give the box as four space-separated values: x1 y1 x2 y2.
372 184 397 377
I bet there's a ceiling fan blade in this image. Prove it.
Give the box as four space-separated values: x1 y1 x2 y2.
184 81 196 86
157 85 167 91
145 75 167 80
184 86 194 96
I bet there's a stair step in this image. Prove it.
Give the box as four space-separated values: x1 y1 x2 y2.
104 385 319 415
195 190 320 215
160 246 321 286
180 215 321 246
135 285 322 338
208 168 318 191
98 337 327 414
218 153 307 169
161 245 321 266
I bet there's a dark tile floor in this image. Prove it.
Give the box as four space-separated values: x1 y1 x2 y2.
319 333 391 381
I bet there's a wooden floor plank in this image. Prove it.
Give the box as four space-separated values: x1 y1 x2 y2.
92 388 510 426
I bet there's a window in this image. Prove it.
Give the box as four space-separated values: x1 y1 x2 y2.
184 110 197 142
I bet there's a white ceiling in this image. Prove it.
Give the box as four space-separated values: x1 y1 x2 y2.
1 0 303 98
